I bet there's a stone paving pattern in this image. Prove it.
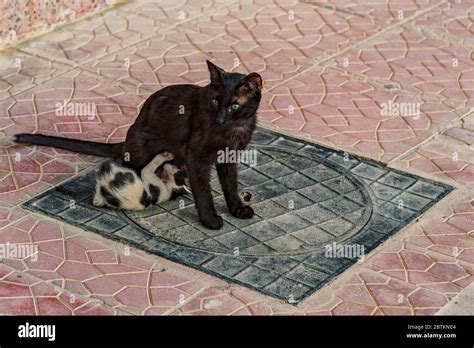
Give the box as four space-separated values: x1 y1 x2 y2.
23 128 452 302
0 0 473 314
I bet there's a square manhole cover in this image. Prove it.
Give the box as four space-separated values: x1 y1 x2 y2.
22 128 453 303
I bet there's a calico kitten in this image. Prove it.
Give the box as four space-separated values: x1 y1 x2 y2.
93 152 188 210
12 60 262 229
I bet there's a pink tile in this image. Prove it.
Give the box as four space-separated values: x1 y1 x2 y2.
372 253 404 270
399 250 434 271
37 297 73 315
260 70 465 162
24 252 63 271
409 288 448 308
84 276 125 295
150 272 190 287
110 272 150 287
0 282 31 297
331 29 474 107
75 303 114 315
334 284 376 306
428 263 469 282
0 297 36 315
368 284 410 307
65 241 90 263
114 287 149 309
150 288 186 307
37 240 65 259
31 221 63 242
380 307 413 315
57 261 101 281
332 301 375 315
87 250 118 264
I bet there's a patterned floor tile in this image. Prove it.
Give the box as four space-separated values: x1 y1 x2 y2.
0 214 210 315
390 112 474 190
180 0 387 72
18 0 235 67
0 69 142 205
259 67 467 162
437 282 474 315
81 0 390 93
306 0 445 25
410 1 474 49
0 263 115 315
0 0 472 316
0 49 72 101
21 128 453 302
396 190 473 265
328 27 474 108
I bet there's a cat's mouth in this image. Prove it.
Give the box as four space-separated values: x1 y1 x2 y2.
216 121 234 129
218 120 248 130
223 124 250 134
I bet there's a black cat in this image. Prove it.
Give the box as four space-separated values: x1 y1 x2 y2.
12 61 263 229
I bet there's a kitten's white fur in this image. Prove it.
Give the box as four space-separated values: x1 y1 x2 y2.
93 152 185 210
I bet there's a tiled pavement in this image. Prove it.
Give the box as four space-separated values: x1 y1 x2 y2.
22 128 454 303
0 0 472 315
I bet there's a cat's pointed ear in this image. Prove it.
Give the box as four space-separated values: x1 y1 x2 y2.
242 72 263 92
206 60 225 84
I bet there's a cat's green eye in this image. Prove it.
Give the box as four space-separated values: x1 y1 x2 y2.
230 103 240 111
211 99 219 107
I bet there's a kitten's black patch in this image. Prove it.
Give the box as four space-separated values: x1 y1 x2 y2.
170 187 188 200
98 161 112 177
140 190 152 207
100 186 120 207
174 170 187 186
148 185 161 205
111 172 135 189
154 166 166 179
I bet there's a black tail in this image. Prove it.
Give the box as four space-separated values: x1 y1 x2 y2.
14 133 123 158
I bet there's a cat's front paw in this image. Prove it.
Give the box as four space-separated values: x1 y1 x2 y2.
92 194 105 207
200 213 224 230
161 151 174 161
230 205 254 219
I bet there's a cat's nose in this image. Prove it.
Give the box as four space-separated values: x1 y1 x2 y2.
216 110 226 124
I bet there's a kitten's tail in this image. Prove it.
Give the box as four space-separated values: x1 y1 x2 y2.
12 133 123 158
